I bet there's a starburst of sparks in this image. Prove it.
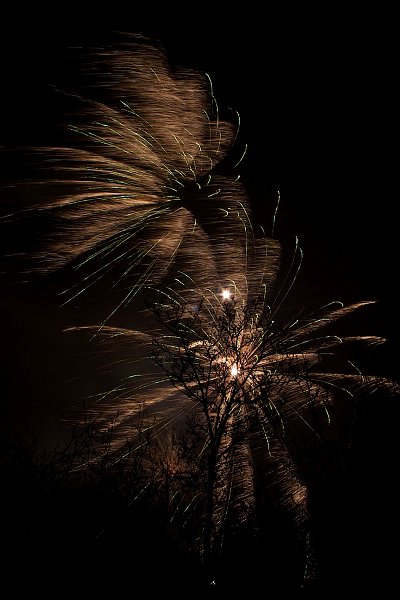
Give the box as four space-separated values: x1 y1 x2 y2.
2 33 398 588
2 33 252 326
68 226 398 578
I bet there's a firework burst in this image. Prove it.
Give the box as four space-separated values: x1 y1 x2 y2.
68 223 398 583
2 33 255 325
2 33 398 592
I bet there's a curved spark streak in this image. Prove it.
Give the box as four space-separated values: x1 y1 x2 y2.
3 34 255 324
66 225 399 577
2 35 398 585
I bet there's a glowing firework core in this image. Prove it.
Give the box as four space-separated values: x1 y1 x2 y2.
230 364 239 377
222 289 232 301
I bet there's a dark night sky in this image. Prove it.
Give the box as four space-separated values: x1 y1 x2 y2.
0 11 398 453
1 13 397 298
0 10 399 597
1 15 398 337
0 15 397 426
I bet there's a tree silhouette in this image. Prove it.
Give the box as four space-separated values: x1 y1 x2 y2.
70 229 399 593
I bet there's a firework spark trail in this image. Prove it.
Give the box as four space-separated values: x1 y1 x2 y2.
1 34 264 325
65 220 399 578
2 33 399 585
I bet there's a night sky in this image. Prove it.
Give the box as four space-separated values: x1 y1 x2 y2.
1 10 398 598
1 14 397 309
2 15 398 383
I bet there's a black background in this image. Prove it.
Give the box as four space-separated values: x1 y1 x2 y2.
1 11 397 319
1 11 398 381
0 8 398 597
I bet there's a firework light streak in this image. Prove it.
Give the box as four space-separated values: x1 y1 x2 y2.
3 34 254 326
66 222 398 578
3 33 399 586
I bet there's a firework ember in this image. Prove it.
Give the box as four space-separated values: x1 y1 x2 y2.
1 32 398 593
67 221 398 579
2 34 256 326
